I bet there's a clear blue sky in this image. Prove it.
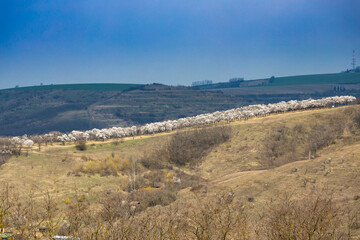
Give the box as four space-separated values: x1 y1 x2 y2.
1 0 360 89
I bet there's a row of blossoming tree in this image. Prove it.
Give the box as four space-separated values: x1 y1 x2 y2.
5 95 357 149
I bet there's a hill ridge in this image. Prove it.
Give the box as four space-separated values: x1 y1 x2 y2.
3 95 356 148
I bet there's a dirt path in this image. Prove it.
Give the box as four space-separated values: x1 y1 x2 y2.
209 169 266 185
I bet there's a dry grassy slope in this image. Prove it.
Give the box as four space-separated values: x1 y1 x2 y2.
177 106 360 236
185 141 360 238
1 106 359 214
197 106 356 179
205 142 360 203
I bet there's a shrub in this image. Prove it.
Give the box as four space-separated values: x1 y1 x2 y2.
98 192 129 223
79 155 131 176
184 193 250 240
0 153 11 167
140 125 231 168
351 106 360 128
129 188 177 210
264 193 345 240
261 124 303 167
143 170 166 188
166 126 232 166
112 140 123 146
262 111 348 167
140 150 167 169
75 140 87 151
307 113 345 158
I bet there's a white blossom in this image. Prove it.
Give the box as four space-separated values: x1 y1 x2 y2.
6 95 355 143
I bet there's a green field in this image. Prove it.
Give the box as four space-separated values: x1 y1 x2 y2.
198 72 360 89
2 83 144 91
268 72 360 86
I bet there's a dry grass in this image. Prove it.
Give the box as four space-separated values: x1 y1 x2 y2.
1 105 360 238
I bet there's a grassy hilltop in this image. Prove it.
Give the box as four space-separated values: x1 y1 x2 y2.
199 72 360 89
267 72 360 86
1 105 360 238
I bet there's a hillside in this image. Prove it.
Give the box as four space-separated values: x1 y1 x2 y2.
2 83 144 92
198 72 360 89
268 72 360 86
1 76 360 136
1 105 360 238
0 84 251 136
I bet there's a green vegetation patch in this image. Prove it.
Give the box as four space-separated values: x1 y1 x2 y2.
198 72 360 89
268 72 360 86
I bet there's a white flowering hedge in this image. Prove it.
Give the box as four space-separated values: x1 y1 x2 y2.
0 149 12 155
8 96 357 146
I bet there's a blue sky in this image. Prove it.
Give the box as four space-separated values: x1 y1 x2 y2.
1 0 360 89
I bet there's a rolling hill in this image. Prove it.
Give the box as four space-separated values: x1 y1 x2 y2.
267 72 360 86
198 72 360 89
1 73 360 136
3 83 144 91
0 105 359 238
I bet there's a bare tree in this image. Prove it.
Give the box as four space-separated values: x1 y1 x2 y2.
263 192 347 240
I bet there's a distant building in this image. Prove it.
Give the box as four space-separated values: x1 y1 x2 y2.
192 80 213 86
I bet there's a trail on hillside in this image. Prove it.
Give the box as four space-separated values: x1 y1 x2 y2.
209 169 266 185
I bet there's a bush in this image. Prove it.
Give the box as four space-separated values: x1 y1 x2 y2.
261 124 303 167
262 111 348 167
140 150 167 170
129 188 177 210
79 155 131 176
166 126 232 166
184 193 250 240
140 125 231 168
264 193 345 240
98 192 129 223
308 113 345 158
75 140 87 151
143 170 166 188
0 153 11 167
351 107 360 128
